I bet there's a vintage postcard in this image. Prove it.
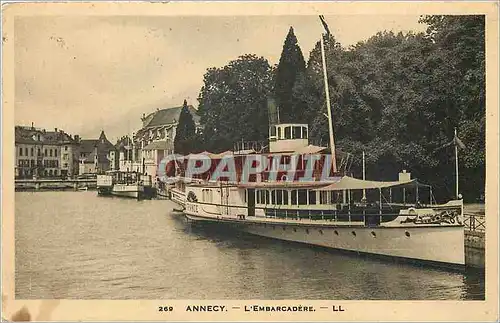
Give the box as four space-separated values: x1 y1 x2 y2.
2 1 499 322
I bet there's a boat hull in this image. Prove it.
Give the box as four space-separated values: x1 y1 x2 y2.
184 212 465 268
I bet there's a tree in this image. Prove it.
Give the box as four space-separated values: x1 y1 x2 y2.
273 27 306 123
174 99 197 155
197 54 274 152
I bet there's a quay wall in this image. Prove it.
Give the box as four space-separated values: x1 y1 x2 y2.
464 230 485 268
15 179 97 191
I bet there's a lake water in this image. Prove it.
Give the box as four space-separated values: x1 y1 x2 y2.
15 191 485 300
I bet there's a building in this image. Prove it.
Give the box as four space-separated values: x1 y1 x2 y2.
121 104 200 178
115 135 143 173
78 131 117 174
15 125 79 178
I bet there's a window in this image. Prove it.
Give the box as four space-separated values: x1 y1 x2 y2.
292 126 302 139
271 190 276 204
302 127 308 139
49 149 53 157
283 190 289 205
30 148 33 156
64 163 68 168
309 190 317 205
256 190 261 204
19 147 23 156
276 190 283 205
270 126 276 137
44 149 47 156
25 148 28 156
291 190 297 205
284 126 292 139
65 146 68 151
30 160 35 167
265 190 270 204
277 127 282 139
54 149 58 157
320 191 329 204
298 189 307 205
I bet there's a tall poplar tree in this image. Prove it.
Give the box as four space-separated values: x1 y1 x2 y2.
273 27 306 123
174 99 196 155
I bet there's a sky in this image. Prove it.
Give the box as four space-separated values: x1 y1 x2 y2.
14 15 427 143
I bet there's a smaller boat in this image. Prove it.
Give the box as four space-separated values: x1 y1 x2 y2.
97 170 153 200
77 186 88 191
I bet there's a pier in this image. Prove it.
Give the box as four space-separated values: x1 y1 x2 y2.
463 206 485 268
15 179 97 191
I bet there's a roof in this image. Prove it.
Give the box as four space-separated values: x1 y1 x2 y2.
15 126 76 145
293 145 327 154
237 181 332 189
142 105 200 128
79 131 115 154
143 140 172 150
314 176 426 191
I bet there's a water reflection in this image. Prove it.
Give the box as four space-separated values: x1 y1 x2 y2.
15 191 484 300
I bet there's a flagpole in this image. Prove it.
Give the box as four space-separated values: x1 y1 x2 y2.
320 32 337 173
455 128 459 199
362 151 367 202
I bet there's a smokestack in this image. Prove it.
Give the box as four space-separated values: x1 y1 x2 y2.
31 122 34 129
55 128 58 132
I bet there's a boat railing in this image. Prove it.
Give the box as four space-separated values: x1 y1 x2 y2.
463 212 485 232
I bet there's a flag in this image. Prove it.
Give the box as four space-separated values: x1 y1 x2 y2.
453 134 466 150
319 15 331 36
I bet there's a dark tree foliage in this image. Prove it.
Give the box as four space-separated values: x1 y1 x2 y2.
174 99 197 155
197 54 273 152
195 16 485 201
273 27 307 123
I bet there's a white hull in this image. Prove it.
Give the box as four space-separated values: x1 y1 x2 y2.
170 187 186 207
185 212 465 266
111 184 144 199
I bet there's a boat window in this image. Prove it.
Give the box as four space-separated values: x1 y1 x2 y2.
244 190 247 203
284 126 292 139
270 126 276 137
276 190 283 204
256 190 261 204
261 190 266 204
302 127 308 139
320 191 329 204
297 189 307 205
283 190 289 205
265 190 270 204
292 126 302 139
309 190 317 205
277 127 282 139
291 190 297 205
271 190 276 204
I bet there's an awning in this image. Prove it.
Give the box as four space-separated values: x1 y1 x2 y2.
314 176 423 191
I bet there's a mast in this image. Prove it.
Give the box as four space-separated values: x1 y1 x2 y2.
362 151 366 202
319 16 337 173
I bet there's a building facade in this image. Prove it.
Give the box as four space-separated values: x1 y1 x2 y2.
78 131 117 174
15 125 79 178
118 104 200 178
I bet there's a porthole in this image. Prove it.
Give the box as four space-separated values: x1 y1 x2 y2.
334 230 339 235
351 231 356 237
405 231 411 237
319 229 324 235
371 231 376 237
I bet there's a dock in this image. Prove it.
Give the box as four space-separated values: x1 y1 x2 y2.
15 179 97 191
463 206 485 268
